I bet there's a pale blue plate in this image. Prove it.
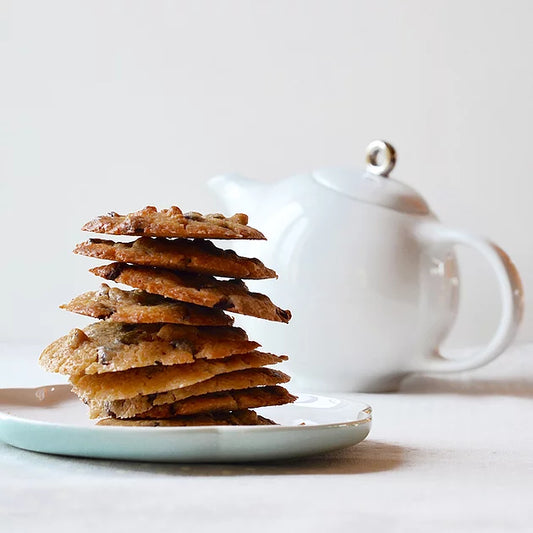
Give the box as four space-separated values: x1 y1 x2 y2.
0 385 371 463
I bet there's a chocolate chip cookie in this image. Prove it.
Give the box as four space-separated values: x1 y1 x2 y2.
131 386 296 418
62 284 233 326
74 238 276 279
82 206 265 240
97 409 275 426
39 322 258 376
90 263 291 323
89 367 290 419
71 351 288 401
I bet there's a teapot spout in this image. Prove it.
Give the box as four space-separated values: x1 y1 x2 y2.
208 173 267 214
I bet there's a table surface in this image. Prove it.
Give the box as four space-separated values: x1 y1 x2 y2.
1 342 532 532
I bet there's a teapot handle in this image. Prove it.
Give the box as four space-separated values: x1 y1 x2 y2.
415 222 523 373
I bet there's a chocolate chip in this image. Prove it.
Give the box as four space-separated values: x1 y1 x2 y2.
102 263 125 281
123 216 145 235
95 308 114 320
97 346 112 365
170 339 194 352
107 211 119 217
276 308 292 323
214 297 234 310
183 211 202 221
120 331 143 345
146 394 157 404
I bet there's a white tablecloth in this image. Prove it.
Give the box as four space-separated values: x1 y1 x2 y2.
1 342 532 532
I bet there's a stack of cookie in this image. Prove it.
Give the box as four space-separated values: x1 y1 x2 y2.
40 206 295 426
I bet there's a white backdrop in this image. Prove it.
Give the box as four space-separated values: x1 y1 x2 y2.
1 0 532 348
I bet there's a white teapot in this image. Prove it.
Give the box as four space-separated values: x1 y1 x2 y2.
209 141 523 392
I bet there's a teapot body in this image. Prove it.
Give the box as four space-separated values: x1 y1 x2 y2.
228 175 460 392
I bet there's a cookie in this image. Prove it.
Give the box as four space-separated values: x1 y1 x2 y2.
132 386 296 418
74 238 276 279
97 409 275 426
71 351 288 401
82 206 265 240
39 322 258 376
61 284 233 326
91 263 291 323
89 367 290 419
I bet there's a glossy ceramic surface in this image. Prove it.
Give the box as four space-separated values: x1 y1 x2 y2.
0 385 372 462
208 150 523 392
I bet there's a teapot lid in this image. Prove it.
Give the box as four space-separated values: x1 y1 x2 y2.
312 140 430 215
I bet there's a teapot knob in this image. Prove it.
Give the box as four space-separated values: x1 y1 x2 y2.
365 140 397 177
